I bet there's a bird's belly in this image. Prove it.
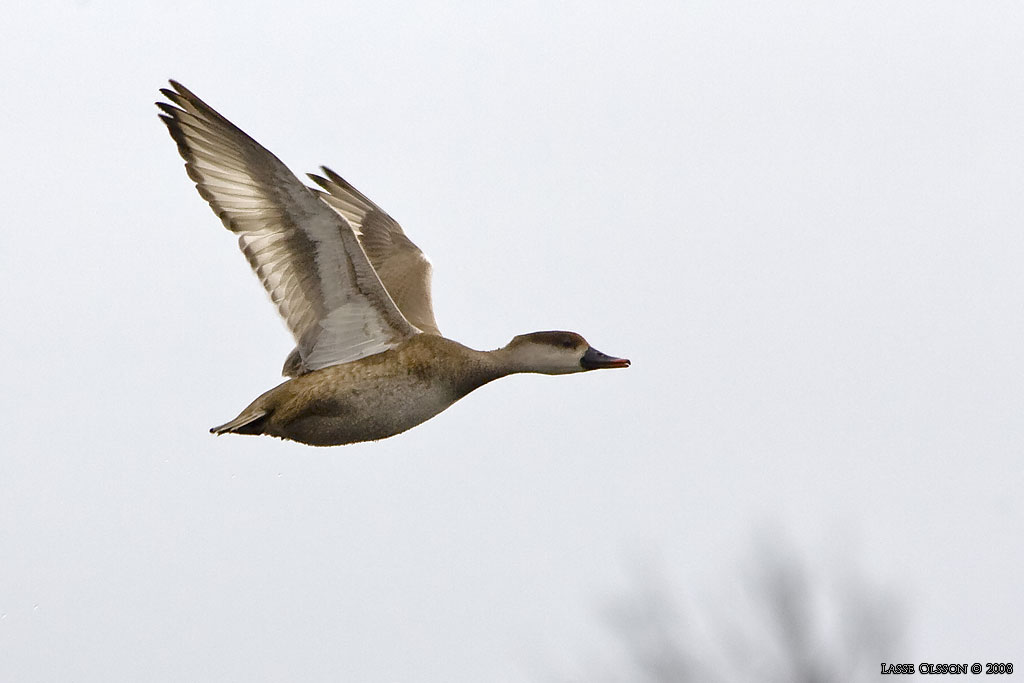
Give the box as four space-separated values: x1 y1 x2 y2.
274 379 457 447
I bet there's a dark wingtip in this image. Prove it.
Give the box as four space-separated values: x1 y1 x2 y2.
320 166 344 183
165 79 195 101
307 172 330 189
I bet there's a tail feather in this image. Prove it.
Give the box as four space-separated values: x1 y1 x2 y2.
211 408 269 436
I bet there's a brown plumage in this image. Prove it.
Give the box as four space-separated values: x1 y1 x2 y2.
159 81 629 446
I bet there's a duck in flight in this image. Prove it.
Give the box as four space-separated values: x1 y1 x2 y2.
157 81 629 446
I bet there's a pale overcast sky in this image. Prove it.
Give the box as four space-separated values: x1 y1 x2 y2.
2 1 1022 681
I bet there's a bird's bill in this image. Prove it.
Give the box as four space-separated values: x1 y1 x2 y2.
580 346 631 370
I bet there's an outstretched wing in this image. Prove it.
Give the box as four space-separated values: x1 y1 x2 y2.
157 80 419 372
309 167 441 337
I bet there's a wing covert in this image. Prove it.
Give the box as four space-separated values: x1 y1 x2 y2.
309 167 442 337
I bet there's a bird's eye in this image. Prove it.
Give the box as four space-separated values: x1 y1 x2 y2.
562 339 574 348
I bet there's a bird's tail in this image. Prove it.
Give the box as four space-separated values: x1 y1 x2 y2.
210 408 269 436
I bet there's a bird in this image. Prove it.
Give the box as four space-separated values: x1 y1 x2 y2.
157 80 629 446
